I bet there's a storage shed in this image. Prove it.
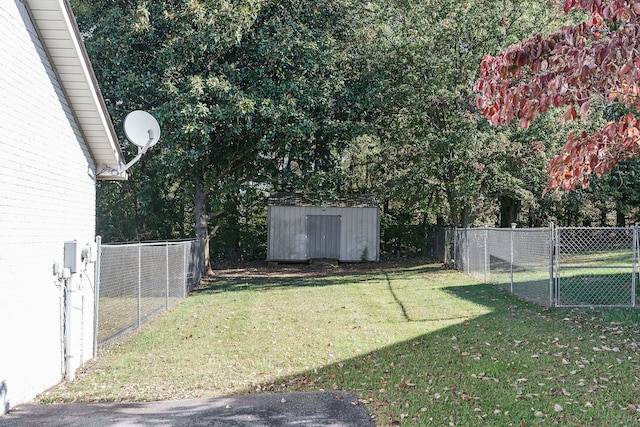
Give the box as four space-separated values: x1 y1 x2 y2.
267 204 380 262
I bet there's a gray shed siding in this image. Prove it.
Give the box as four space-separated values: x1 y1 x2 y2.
267 206 380 262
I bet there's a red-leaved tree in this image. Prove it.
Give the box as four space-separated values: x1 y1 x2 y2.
475 0 640 191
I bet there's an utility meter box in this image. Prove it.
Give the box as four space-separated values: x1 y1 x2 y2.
64 240 78 274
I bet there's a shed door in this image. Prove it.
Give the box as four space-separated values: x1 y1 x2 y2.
307 215 341 259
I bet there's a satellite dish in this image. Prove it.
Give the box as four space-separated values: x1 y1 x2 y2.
118 110 162 174
123 110 161 150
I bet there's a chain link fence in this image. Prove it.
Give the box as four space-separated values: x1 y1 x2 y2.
95 239 203 348
451 225 638 308
453 227 552 306
555 227 636 307
426 227 451 262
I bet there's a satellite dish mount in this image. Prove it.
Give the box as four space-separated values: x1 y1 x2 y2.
119 110 161 174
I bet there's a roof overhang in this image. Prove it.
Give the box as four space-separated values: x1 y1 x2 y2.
24 0 127 180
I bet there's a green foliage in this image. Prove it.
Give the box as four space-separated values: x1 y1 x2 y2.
96 155 194 242
75 0 360 261
584 158 640 226
360 247 369 262
208 187 268 261
342 0 571 229
380 211 428 256
78 0 640 257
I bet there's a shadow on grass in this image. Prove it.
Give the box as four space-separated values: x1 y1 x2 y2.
32 262 640 426
383 273 494 323
482 261 636 307
235 281 640 426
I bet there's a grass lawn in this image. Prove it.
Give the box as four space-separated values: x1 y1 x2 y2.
38 262 640 426
488 247 637 307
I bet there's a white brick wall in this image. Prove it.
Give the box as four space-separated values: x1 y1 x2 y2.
0 0 97 411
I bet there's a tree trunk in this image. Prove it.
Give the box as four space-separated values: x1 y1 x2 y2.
459 205 471 228
600 207 608 226
499 196 520 228
446 189 459 228
616 208 625 227
194 183 211 277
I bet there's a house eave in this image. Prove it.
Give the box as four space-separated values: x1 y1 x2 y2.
24 0 127 180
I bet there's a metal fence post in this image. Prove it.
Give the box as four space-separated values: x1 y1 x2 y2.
484 226 489 282
166 243 170 310
510 225 514 294
137 243 141 328
93 236 101 358
465 229 470 275
452 228 457 269
552 223 558 307
183 243 188 297
633 224 638 307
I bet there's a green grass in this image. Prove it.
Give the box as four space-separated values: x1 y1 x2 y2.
486 248 637 307
559 248 634 267
38 262 640 426
97 296 180 344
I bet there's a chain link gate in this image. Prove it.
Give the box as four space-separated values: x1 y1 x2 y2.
554 227 637 307
452 225 639 308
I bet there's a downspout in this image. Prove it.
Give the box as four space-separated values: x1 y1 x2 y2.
64 277 72 380
93 236 102 358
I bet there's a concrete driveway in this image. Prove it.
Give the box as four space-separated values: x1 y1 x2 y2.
0 391 375 427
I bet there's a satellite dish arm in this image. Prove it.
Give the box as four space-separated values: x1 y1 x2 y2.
118 130 155 174
114 111 161 176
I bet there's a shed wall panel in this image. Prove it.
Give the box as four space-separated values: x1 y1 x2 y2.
267 206 379 262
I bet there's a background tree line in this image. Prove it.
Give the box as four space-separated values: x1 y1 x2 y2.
72 0 640 266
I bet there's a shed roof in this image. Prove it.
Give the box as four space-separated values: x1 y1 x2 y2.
25 0 127 180
269 192 378 207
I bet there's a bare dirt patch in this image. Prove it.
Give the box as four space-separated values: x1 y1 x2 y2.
208 261 376 280
206 258 434 280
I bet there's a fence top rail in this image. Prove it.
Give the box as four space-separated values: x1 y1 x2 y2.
556 226 635 231
101 239 196 248
454 227 550 232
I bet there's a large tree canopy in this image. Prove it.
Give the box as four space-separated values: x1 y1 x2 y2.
74 0 357 268
345 0 568 228
78 0 640 260
476 0 640 191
